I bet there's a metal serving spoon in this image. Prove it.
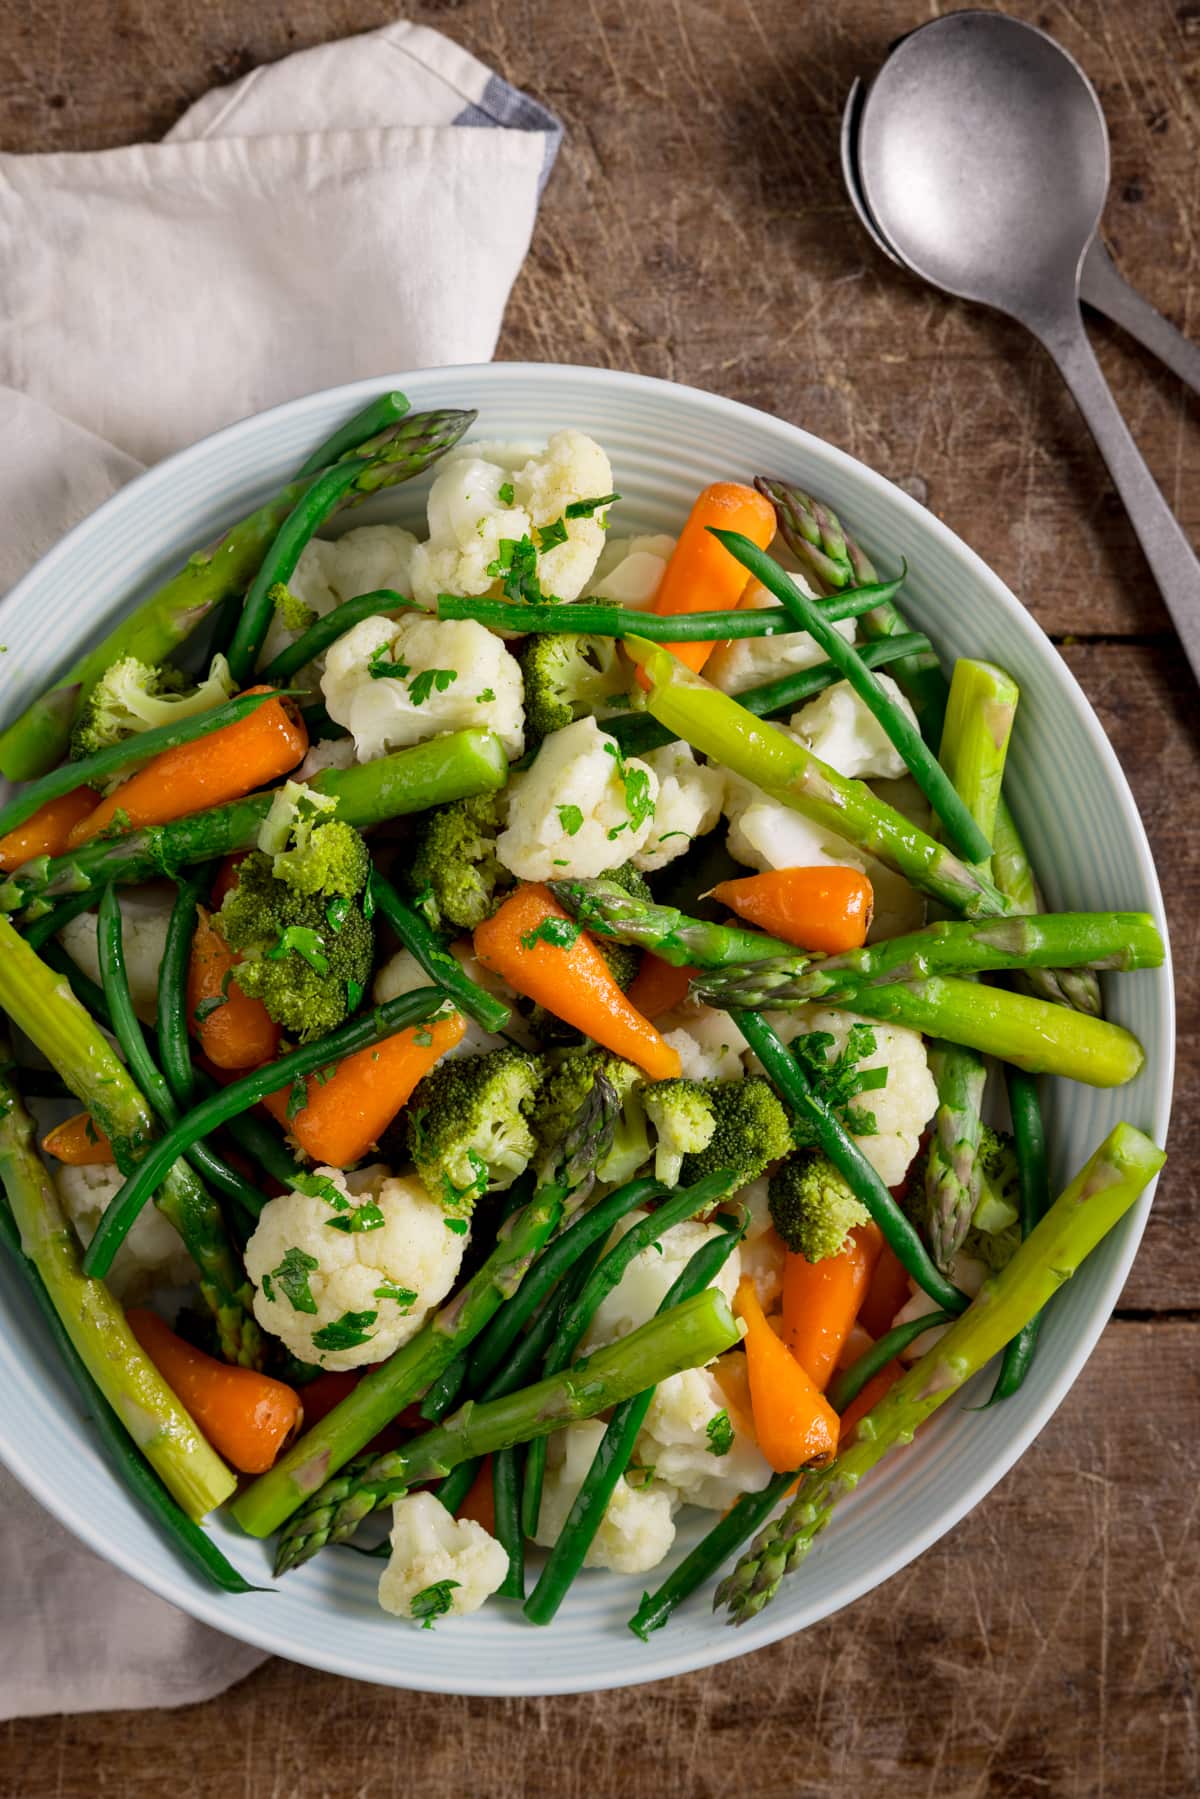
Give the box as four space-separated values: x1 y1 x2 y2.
844 10 1200 681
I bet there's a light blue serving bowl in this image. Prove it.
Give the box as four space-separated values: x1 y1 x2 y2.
0 365 1173 1694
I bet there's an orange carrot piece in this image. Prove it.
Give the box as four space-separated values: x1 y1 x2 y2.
645 482 777 677
126 1308 302 1474
781 1223 882 1392
41 1112 116 1167
473 884 681 1081
734 1276 839 1473
187 904 282 1070
858 1240 913 1338
261 1013 466 1168
66 689 307 846
838 1361 906 1439
0 787 99 871
710 867 874 955
625 952 695 1021
454 1457 498 1535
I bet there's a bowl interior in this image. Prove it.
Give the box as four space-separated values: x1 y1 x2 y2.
0 364 1173 1694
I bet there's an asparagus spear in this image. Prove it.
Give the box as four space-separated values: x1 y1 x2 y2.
549 882 1150 1086
0 917 260 1364
756 476 1100 1014
621 638 1011 919
715 1122 1165 1623
269 1288 740 1572
925 657 1020 1270
708 531 993 865
0 728 508 913
295 390 410 478
0 409 477 782
0 1059 237 1519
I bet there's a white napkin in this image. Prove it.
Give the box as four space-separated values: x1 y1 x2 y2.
0 18 560 1719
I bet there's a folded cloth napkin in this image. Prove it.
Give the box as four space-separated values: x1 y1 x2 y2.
0 18 560 1719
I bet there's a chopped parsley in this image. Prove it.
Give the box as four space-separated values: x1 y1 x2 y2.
626 1461 656 1488
792 1024 886 1141
408 668 458 707
520 916 582 952
476 687 496 703
557 803 584 836
412 1025 434 1048
368 641 411 681
363 884 376 919
285 1075 309 1121
326 1201 386 1235
536 516 569 551
311 1309 377 1352
374 1284 418 1309
486 535 555 605
565 492 620 518
268 1246 319 1315
706 1410 734 1457
266 924 330 975
412 885 439 928
622 764 655 832
293 1171 348 1210
346 977 364 1010
498 481 515 506
410 1579 460 1627
192 993 227 1024
445 1217 469 1236
326 895 351 933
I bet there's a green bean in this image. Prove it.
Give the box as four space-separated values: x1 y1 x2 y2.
368 870 510 1035
262 590 418 684
493 1445 526 1598
520 1170 737 1541
709 530 992 864
158 870 214 1109
986 1070 1051 1404
297 391 410 477
525 1224 742 1625
81 987 448 1279
826 1312 956 1413
0 690 287 845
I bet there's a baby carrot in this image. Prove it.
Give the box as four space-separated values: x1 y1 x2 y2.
644 482 777 677
473 884 681 1081
710 867 874 955
625 952 695 1021
187 905 281 1070
734 1276 839 1473
857 1239 913 1338
781 1223 882 1391
261 1013 466 1167
0 787 98 870
41 1111 115 1167
66 690 307 847
126 1308 302 1474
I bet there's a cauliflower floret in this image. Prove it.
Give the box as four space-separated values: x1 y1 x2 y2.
766 1008 937 1187
632 742 724 872
372 947 506 1061
722 773 924 941
378 1492 508 1623
706 575 856 695
295 735 357 782
717 1176 785 1308
256 527 420 674
244 1167 467 1370
634 1365 773 1512
585 533 677 611
583 1211 742 1352
532 1420 679 1574
320 612 525 762
790 676 920 781
409 432 613 608
58 882 172 1023
894 1254 989 1359
657 1002 749 1082
54 1162 197 1302
497 717 658 880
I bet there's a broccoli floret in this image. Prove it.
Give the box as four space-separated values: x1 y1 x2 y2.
529 1048 650 1188
643 1078 716 1186
904 1124 1022 1273
768 1150 872 1261
408 792 511 931
406 1047 542 1214
70 654 237 759
680 1076 792 1190
517 634 630 741
215 811 374 1043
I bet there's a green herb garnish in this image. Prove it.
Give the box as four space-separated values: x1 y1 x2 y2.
269 1246 319 1315
311 1309 377 1352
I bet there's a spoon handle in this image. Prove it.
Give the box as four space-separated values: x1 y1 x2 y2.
1080 240 1200 399
1036 309 1200 684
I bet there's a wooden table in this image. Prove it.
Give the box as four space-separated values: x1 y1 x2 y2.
0 1 1196 1792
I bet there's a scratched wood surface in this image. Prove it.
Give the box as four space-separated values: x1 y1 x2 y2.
0 0 1196 1793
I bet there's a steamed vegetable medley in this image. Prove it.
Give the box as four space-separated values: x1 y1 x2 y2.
0 391 1167 1637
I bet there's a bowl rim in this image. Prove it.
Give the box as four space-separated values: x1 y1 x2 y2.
0 360 1174 1694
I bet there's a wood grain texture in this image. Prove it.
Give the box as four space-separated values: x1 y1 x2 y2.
0 0 1195 1791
